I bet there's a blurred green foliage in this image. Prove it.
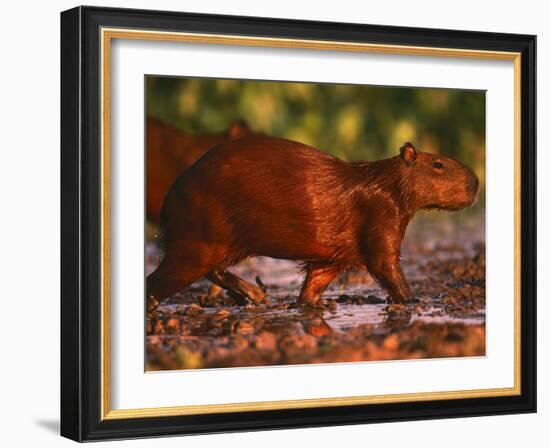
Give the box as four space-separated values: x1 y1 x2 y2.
146 76 485 188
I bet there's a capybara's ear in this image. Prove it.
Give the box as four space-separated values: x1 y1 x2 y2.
400 142 417 163
229 120 250 140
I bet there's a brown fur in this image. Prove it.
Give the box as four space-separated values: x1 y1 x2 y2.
146 117 259 224
147 137 479 308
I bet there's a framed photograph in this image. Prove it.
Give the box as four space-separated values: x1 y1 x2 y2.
60 6 536 441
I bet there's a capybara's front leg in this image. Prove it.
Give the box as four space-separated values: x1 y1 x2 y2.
206 269 267 304
365 253 412 303
298 264 340 306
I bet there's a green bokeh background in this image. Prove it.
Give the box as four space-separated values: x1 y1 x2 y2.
146 76 486 190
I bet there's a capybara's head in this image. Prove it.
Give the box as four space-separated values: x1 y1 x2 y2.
399 142 479 211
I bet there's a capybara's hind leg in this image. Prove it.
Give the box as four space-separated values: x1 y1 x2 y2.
206 269 266 304
298 264 340 306
146 251 211 316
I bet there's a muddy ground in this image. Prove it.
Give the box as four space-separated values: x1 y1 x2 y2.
145 213 485 371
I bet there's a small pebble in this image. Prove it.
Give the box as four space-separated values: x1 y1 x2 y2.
185 303 204 317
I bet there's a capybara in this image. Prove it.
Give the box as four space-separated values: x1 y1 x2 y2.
146 137 479 312
146 117 259 224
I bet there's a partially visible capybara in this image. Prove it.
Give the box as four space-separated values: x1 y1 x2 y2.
146 137 479 313
146 117 259 224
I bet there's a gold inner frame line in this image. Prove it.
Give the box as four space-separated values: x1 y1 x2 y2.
100 27 522 421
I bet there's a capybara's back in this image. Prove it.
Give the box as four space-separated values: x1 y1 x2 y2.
147 136 479 313
161 137 364 264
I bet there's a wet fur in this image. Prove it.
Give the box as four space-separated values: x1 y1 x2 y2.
147 117 259 224
148 136 479 306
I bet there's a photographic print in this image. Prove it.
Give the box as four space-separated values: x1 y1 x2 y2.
61 7 536 440
145 77 486 371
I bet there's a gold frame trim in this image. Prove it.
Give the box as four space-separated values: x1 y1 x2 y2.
100 28 522 421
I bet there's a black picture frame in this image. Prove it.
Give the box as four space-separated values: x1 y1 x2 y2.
61 5 536 442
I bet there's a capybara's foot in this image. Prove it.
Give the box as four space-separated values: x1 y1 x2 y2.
207 269 268 306
298 265 340 308
245 285 267 304
226 288 267 306
297 295 321 308
298 297 337 312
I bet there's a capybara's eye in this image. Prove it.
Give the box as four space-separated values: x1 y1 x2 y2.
433 161 444 169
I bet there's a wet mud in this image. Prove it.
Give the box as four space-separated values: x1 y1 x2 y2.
145 214 485 371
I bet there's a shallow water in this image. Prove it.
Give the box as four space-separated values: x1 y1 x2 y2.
146 213 486 370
